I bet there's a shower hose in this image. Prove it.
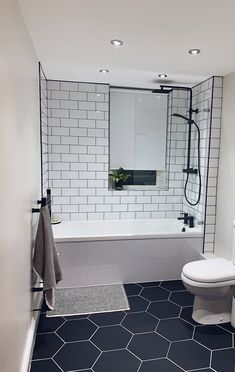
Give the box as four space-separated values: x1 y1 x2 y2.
184 120 201 206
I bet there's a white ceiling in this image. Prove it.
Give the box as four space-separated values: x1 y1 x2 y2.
19 0 235 88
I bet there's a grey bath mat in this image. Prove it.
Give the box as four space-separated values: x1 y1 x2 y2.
46 284 129 317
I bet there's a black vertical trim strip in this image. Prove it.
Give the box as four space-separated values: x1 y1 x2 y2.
164 93 170 189
38 62 43 197
108 84 111 189
45 71 49 197
202 77 215 253
213 81 223 255
167 90 173 191
38 62 48 197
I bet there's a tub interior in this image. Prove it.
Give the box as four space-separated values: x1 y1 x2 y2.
53 218 203 242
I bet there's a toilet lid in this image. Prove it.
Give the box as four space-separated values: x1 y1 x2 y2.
183 258 235 283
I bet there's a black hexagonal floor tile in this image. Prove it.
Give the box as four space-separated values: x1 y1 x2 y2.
141 287 169 301
168 340 210 370
180 306 199 325
160 280 186 292
122 312 158 333
40 299 50 313
64 314 89 320
128 332 169 360
91 325 131 351
148 300 181 319
170 291 194 306
89 311 125 326
194 325 232 350
139 358 184 372
31 282 235 372
157 318 194 341
68 370 92 372
127 296 149 312
57 319 97 342
32 333 63 360
30 359 61 372
190 369 214 372
93 349 140 372
37 314 65 334
54 341 100 371
211 348 235 372
124 283 142 295
137 281 161 287
218 322 235 333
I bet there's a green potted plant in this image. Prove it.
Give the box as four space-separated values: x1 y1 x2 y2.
111 167 130 190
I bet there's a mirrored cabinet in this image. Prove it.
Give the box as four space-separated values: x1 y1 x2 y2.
109 88 170 189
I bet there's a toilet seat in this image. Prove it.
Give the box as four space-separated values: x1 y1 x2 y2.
182 258 235 287
181 272 235 288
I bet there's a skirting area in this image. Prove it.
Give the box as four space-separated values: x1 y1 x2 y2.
30 280 235 372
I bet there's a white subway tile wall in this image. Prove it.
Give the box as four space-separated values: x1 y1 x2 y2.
39 65 49 195
183 77 223 252
46 80 188 221
43 78 222 254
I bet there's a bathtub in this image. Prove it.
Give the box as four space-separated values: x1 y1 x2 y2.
53 218 203 287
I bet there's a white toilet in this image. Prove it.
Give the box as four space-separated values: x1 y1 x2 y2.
181 221 235 325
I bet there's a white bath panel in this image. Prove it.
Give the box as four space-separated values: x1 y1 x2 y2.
54 219 203 285
57 238 203 285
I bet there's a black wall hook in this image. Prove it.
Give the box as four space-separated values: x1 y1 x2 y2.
32 189 51 214
32 208 40 213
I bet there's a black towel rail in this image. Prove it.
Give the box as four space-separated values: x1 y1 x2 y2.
32 189 51 215
32 189 52 306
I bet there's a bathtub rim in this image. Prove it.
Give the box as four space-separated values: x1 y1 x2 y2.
53 218 203 243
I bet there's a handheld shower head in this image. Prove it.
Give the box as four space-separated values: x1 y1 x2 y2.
172 113 195 124
172 113 190 121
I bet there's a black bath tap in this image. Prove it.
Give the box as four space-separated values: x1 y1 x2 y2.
177 213 195 228
177 212 189 224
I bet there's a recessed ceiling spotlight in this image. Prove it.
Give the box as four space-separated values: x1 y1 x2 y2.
99 69 109 74
158 74 167 78
188 48 201 55
111 39 123 47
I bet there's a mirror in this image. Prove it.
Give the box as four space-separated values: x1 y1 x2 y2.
109 88 169 189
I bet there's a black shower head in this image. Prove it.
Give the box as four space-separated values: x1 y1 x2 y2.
152 88 173 94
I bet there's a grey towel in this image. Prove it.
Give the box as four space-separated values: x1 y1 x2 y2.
33 205 62 309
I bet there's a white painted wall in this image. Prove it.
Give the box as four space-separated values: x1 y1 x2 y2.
0 1 40 372
215 71 235 260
